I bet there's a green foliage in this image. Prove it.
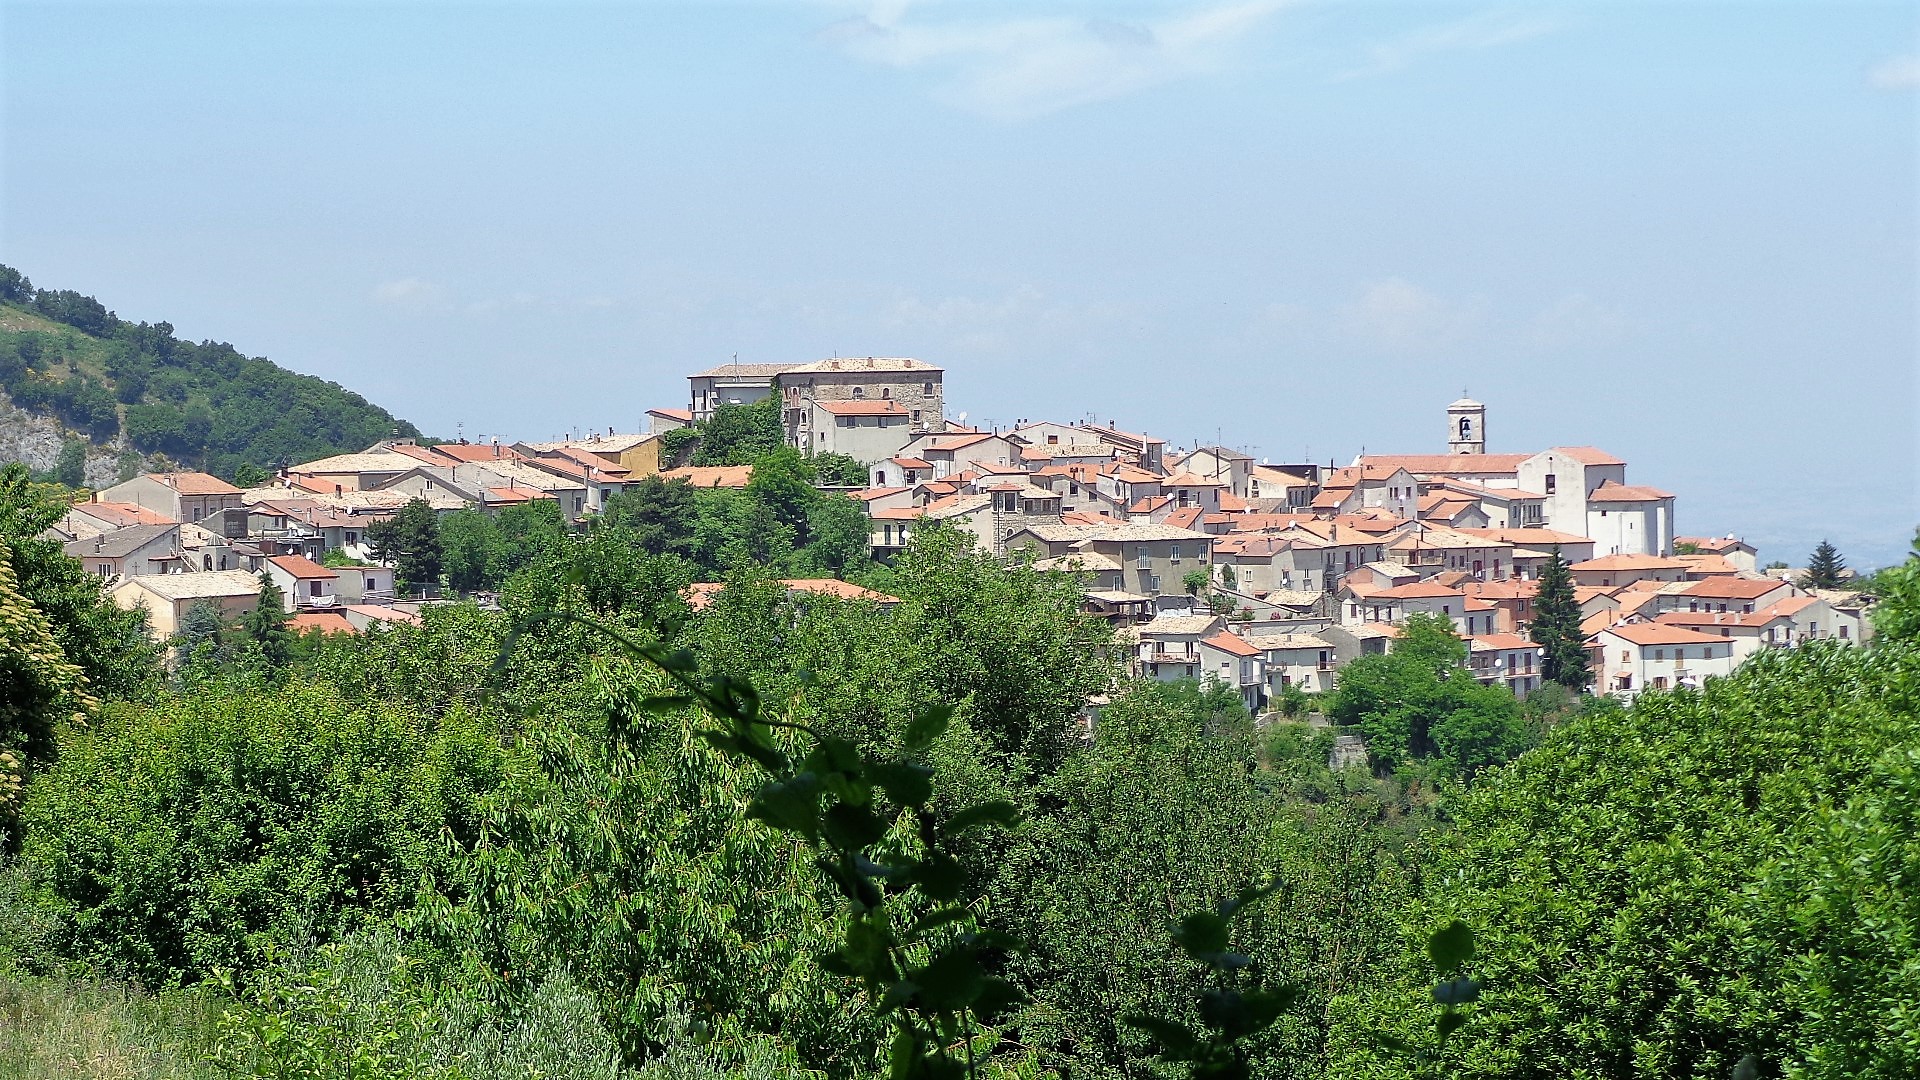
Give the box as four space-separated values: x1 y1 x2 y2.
367 498 444 592
241 574 296 667
0 464 160 705
692 399 782 467
0 264 421 479
0 545 91 790
1802 539 1847 590
1330 630 1920 1080
488 615 1026 1077
54 440 87 488
230 462 271 488
1328 614 1531 778
1185 568 1211 596
809 452 871 488
14 681 519 987
1528 545 1590 690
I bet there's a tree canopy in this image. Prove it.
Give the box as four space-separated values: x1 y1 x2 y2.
0 264 421 479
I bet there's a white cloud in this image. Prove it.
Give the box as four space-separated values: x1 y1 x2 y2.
822 0 1289 121
1869 54 1919 90
370 277 445 307
1529 292 1627 349
1339 9 1559 80
1335 278 1481 352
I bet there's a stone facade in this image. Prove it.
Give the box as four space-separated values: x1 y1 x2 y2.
777 357 945 451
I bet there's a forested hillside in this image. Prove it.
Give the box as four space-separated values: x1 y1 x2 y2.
0 265 421 482
0 457 1916 1078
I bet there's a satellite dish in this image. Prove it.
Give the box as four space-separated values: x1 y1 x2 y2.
956 411 968 424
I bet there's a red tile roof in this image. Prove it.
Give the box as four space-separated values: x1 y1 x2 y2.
661 466 754 489
432 443 521 463
1572 554 1688 572
289 611 355 635
1548 446 1627 466
1202 631 1263 657
74 501 176 527
1587 480 1675 503
266 554 337 580
1600 623 1730 646
1680 577 1790 600
153 471 242 496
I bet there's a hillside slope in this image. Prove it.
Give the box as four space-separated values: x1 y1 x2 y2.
0 265 422 482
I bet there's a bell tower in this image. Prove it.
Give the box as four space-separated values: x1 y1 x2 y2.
1447 395 1485 455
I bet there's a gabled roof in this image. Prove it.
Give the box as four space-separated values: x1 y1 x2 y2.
1163 507 1205 530
65 523 178 559
1457 527 1591 547
147 471 243 496
1547 446 1627 466
1680 577 1790 600
1587 480 1675 503
288 452 422 475
783 356 941 374
921 432 1000 452
648 406 694 422
1162 472 1228 488
852 486 911 502
1366 581 1466 600
685 578 901 610
486 486 555 504
1599 622 1730 647
660 466 754 489
689 361 809 378
1571 554 1688 572
1356 454 1531 476
430 442 522 463
267 554 338 580
1140 614 1225 636
1014 523 1212 543
1202 631 1263 658
121 569 262 601
1654 610 1787 630
289 611 356 635
70 502 176 527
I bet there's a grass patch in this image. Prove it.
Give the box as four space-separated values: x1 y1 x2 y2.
0 974 220 1080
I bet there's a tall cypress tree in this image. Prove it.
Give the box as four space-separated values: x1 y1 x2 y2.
1530 544 1591 690
1802 540 1846 590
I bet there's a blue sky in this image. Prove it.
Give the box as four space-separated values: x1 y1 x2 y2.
3 1 1915 565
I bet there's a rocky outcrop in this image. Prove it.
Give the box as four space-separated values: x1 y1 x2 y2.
0 391 149 487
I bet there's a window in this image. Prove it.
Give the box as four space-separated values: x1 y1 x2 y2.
881 387 891 398
911 410 921 422
1545 474 1557 494
346 531 358 544
1655 649 1665 660
852 386 865 399
923 381 933 394
309 580 323 597
1840 625 1850 640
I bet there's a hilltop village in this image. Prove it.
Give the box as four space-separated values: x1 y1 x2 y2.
55 356 1871 707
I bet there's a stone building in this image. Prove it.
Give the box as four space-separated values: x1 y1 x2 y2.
777 357 945 452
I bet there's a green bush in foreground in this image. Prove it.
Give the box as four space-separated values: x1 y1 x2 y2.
14 680 522 987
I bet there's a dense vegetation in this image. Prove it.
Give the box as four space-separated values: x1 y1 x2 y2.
0 451 1915 1077
0 264 421 480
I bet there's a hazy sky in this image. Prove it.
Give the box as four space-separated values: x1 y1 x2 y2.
3 1 1915 565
